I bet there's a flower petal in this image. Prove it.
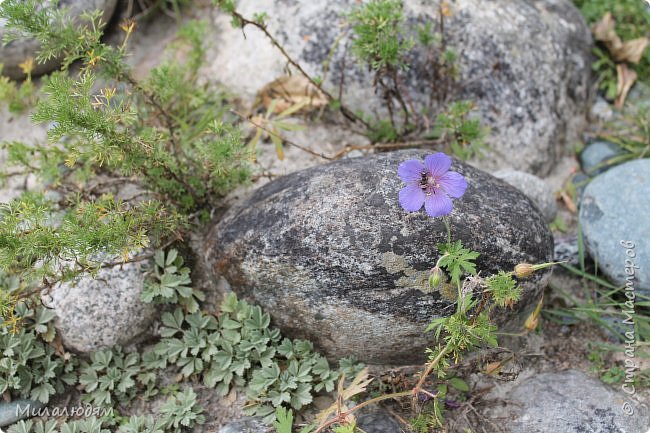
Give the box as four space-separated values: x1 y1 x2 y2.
398 159 425 183
424 153 451 178
399 184 426 212
439 171 467 198
424 192 453 217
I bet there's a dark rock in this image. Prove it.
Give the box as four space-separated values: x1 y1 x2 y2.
502 370 650 433
0 399 45 427
580 141 624 175
202 150 554 364
0 0 118 80
208 0 593 175
579 159 650 297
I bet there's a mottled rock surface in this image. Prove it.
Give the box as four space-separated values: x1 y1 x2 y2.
45 261 155 353
0 0 118 79
207 0 592 175
502 370 650 433
493 170 557 223
580 159 650 297
202 150 553 364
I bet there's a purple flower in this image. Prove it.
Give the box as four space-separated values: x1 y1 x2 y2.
397 153 467 217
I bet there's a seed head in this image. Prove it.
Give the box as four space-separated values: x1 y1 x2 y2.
428 266 445 289
514 263 535 278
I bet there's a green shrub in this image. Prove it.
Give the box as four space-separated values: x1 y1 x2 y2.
0 1 251 291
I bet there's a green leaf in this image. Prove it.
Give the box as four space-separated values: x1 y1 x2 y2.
154 250 165 268
273 407 293 433
249 364 280 393
289 382 313 409
220 293 239 313
165 249 178 266
30 382 55 403
220 317 242 330
448 377 469 392
437 240 479 285
161 308 185 331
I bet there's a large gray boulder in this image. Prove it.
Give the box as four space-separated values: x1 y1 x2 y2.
0 0 118 79
202 150 554 364
45 260 155 353
580 159 650 297
207 0 593 175
502 370 650 433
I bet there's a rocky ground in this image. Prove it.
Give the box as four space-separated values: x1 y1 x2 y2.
0 0 649 432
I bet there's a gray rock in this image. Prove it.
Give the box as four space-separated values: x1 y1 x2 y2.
356 407 402 433
580 159 650 297
553 234 580 266
0 0 118 80
202 150 554 364
45 260 156 353
493 170 557 223
208 0 592 175
0 399 44 428
580 141 624 175
590 97 614 122
503 370 650 433
217 417 268 433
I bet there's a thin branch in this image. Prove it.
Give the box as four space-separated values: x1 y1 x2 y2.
218 3 372 130
329 138 444 159
232 110 334 160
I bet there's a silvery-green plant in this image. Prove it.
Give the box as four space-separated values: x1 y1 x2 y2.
153 292 361 423
0 301 77 404
158 387 205 433
141 249 205 313
78 347 156 408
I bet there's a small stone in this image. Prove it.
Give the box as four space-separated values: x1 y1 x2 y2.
45 260 156 353
356 407 402 433
0 0 118 79
579 141 624 175
553 234 580 266
493 170 557 223
0 399 44 428
503 370 650 433
217 417 268 433
589 97 614 122
202 150 553 364
579 159 650 297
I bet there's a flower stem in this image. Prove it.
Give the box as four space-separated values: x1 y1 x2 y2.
413 344 451 394
442 216 451 244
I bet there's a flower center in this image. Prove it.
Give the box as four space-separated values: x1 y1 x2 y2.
420 172 441 196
